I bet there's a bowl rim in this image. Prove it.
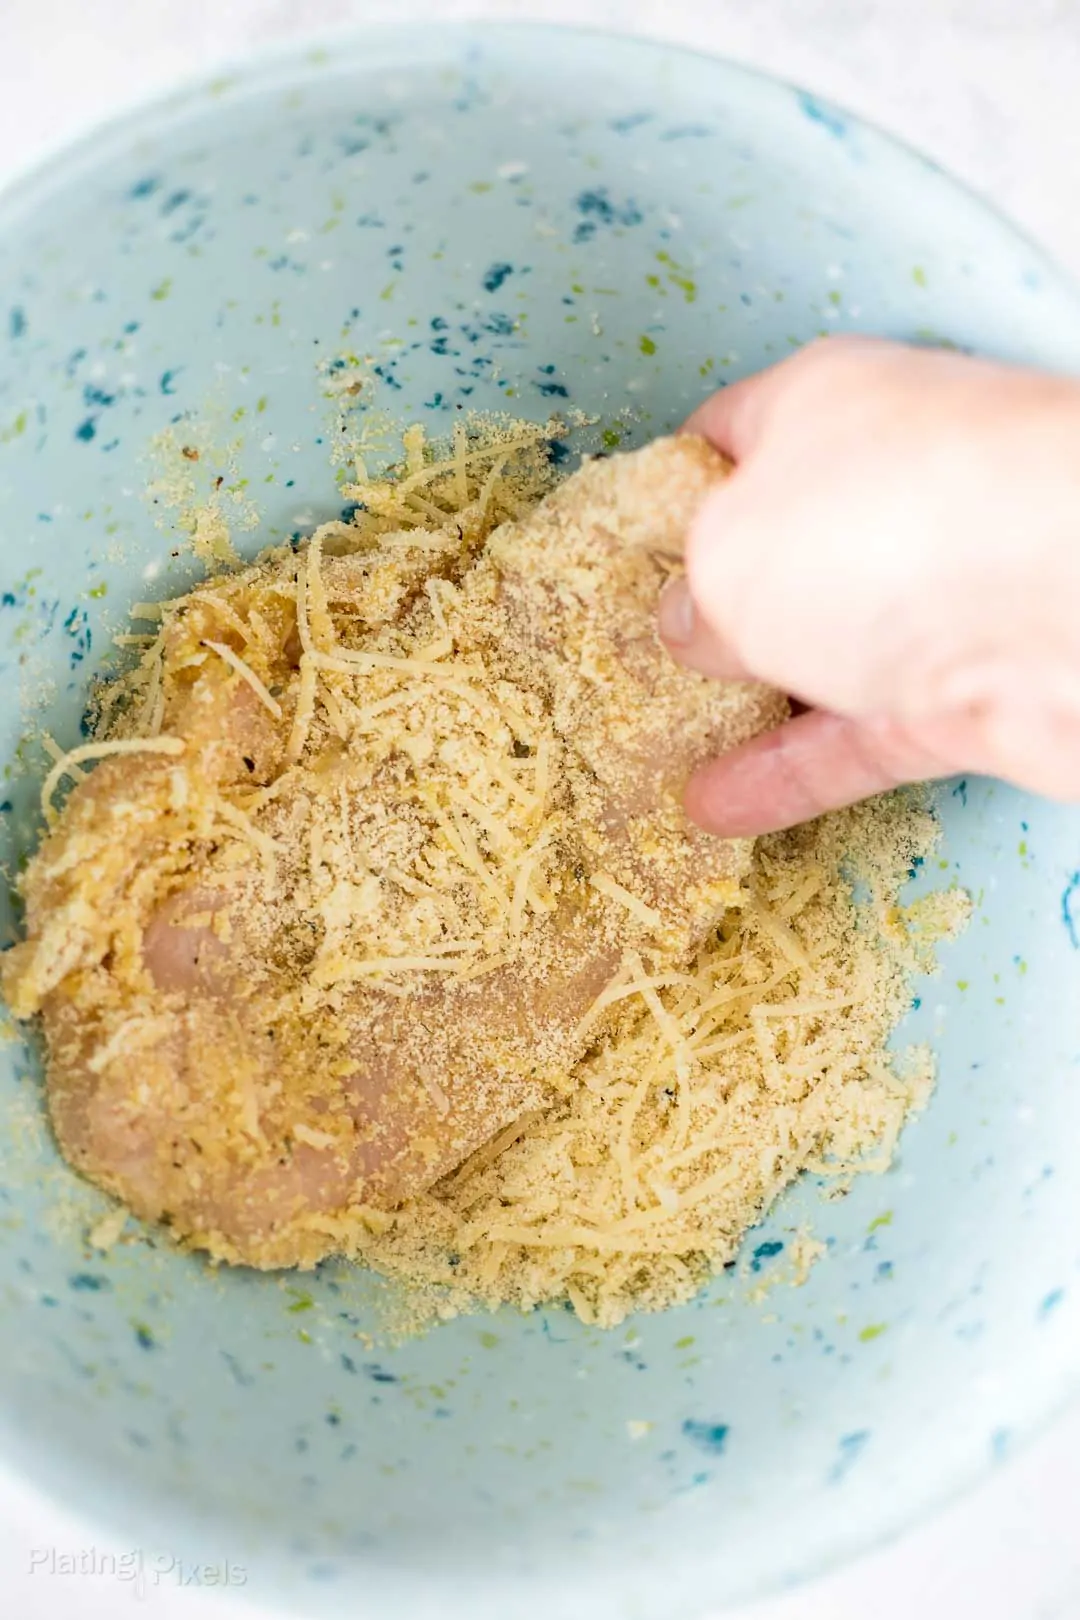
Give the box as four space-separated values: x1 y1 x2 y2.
1 12 1078 307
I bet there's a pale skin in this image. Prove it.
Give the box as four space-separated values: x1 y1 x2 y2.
659 335 1080 836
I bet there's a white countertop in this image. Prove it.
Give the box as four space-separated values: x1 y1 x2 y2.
3 2 1080 1617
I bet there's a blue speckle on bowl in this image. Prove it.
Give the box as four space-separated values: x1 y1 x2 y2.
798 92 848 140
829 1431 871 1484
1061 872 1080 948
1039 1288 1066 1320
682 1420 730 1457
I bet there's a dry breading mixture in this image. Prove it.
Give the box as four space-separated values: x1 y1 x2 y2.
332 792 964 1328
3 419 965 1328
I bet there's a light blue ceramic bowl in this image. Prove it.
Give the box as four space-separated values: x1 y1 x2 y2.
1 23 1079 1620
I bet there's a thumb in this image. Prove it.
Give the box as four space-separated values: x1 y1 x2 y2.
684 709 957 837
657 577 750 681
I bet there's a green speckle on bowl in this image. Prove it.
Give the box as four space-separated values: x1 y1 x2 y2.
656 251 698 303
639 334 657 356
914 326 961 348
859 1323 888 1344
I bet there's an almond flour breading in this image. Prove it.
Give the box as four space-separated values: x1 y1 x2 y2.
344 793 966 1329
3 420 966 1326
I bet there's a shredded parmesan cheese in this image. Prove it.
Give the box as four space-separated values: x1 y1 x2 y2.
201 640 283 720
41 736 185 816
333 791 966 1328
285 655 317 765
589 872 664 931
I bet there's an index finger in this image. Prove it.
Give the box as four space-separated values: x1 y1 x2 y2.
683 336 891 460
681 372 773 463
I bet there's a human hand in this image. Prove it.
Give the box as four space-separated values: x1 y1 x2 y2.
659 336 1080 836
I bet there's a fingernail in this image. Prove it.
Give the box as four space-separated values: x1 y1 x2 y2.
658 577 695 646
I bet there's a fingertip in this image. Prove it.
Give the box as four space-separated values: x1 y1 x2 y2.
681 374 764 461
656 576 695 647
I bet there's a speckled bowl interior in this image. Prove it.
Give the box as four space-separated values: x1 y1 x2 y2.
1 23 1079 1620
